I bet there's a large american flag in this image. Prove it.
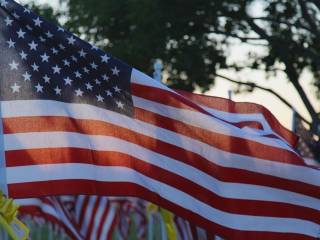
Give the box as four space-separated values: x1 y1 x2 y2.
1 0 320 239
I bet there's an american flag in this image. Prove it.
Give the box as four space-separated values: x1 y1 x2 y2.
1 0 320 239
18 196 119 240
293 115 320 167
74 195 119 240
17 197 83 239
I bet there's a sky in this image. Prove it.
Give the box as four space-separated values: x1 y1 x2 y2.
18 0 320 130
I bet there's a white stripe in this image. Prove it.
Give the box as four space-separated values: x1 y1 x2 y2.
75 195 85 222
18 198 83 239
6 164 319 237
99 203 116 240
133 96 292 151
80 196 97 236
131 68 289 143
0 104 8 195
131 68 171 92
90 197 107 240
1 97 292 153
50 198 83 240
1 100 318 188
5 131 320 211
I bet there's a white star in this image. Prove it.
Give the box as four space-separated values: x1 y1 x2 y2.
57 26 64 32
67 36 76 45
40 53 50 62
35 83 44 93
23 7 31 14
102 74 109 81
13 12 20 19
31 62 39 72
51 47 58 55
54 86 62 95
28 41 38 51
116 101 124 109
75 88 84 97
33 17 43 27
16 29 26 38
22 72 31 81
78 49 87 58
39 36 46 42
71 56 78 62
64 77 73 85
26 25 33 31
10 83 21 93
63 59 70 67
19 51 27 60
106 90 113 97
7 38 15 48
4 17 13 26
74 71 82 78
9 60 19 70
96 95 104 102
43 75 50 83
59 44 65 50
91 44 98 50
45 31 53 38
0 0 8 7
95 79 101 85
113 86 121 93
111 66 120 76
90 62 98 69
52 65 61 74
85 82 93 90
101 54 110 63
83 67 89 74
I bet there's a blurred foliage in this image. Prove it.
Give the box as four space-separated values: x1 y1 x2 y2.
29 0 320 130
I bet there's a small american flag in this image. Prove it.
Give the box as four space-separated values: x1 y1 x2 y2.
74 195 119 240
294 115 320 167
1 0 320 239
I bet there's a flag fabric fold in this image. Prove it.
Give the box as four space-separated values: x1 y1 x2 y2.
1 0 320 239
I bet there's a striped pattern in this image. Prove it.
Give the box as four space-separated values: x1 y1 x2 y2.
75 195 119 240
17 197 82 239
3 69 320 239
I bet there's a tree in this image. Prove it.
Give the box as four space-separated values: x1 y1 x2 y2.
31 0 320 133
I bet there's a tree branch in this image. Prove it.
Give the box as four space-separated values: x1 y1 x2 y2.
297 0 320 40
211 30 264 42
214 73 311 126
249 16 312 33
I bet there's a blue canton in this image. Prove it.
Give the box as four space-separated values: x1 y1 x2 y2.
0 0 133 116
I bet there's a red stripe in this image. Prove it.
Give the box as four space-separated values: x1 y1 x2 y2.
7 149 320 223
78 196 89 230
20 199 80 240
132 83 210 115
11 181 315 240
3 111 303 167
85 197 100 240
190 224 199 240
133 107 303 165
176 89 297 147
96 200 110 240
107 208 119 240
4 116 318 199
132 83 297 147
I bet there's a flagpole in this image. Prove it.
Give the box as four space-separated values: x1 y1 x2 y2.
292 108 297 132
0 104 8 196
0 104 9 239
153 59 163 83
228 89 232 100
